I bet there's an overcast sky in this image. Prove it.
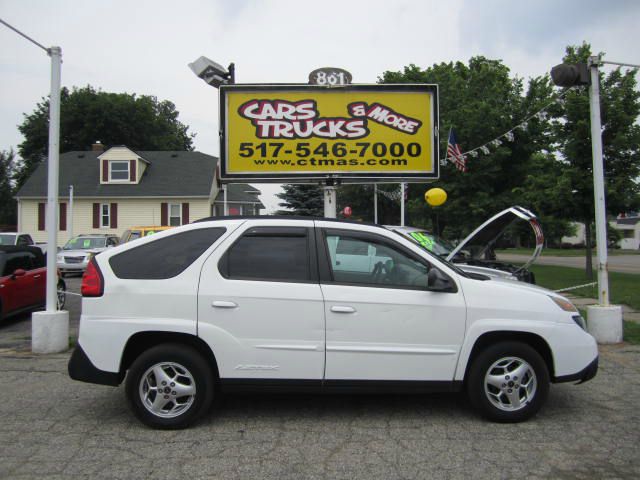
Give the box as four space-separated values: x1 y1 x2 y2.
1 0 638 212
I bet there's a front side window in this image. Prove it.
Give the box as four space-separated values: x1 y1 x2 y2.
101 204 110 228
169 204 182 226
110 161 129 181
3 252 35 275
324 231 430 289
220 227 311 282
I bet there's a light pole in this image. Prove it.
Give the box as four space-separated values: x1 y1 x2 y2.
1 18 69 353
550 56 638 343
189 56 235 216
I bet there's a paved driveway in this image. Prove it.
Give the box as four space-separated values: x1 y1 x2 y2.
1 278 639 479
498 254 640 274
1 347 639 478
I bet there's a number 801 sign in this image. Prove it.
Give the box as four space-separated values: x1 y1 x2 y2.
308 67 353 86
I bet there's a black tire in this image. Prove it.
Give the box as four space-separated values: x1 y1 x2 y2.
125 343 215 429
467 341 549 423
57 280 66 310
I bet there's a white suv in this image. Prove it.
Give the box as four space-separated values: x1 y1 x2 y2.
68 217 598 429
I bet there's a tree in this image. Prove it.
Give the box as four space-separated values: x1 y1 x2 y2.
15 86 195 187
337 184 404 224
377 58 556 240
0 149 18 226
547 43 640 276
276 184 324 216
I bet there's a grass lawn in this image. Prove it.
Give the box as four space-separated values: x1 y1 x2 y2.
624 321 640 344
496 247 640 257
531 264 640 311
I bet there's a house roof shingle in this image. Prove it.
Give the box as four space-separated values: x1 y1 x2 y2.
16 150 217 198
215 183 265 208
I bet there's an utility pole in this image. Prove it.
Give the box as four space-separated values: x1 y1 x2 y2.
550 56 632 343
1 18 69 353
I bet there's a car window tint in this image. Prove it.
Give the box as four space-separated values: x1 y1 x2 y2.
325 232 430 289
109 228 226 280
223 228 310 282
3 252 33 275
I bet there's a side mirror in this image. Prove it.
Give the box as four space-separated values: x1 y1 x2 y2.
427 268 454 292
11 269 27 279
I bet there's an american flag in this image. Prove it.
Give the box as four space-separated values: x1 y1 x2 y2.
447 128 467 172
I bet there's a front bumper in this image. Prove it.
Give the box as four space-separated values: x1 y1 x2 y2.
554 356 598 384
57 260 89 273
68 344 122 386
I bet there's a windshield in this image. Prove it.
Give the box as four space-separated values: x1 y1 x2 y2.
63 237 106 250
0 234 16 245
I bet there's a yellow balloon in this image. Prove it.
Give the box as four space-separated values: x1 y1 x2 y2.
425 187 447 206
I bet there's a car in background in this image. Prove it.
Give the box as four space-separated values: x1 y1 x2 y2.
56 234 119 276
0 246 65 321
0 232 47 254
390 206 544 283
120 226 172 243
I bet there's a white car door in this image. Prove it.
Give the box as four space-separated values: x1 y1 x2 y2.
316 223 466 384
198 219 325 385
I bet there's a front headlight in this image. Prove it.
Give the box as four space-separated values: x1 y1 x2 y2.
549 295 578 312
56 254 63 261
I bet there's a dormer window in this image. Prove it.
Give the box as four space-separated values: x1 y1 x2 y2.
110 161 130 181
99 146 146 184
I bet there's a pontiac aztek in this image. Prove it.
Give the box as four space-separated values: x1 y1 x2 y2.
68 217 598 429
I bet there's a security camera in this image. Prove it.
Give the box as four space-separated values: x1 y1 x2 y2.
188 56 230 88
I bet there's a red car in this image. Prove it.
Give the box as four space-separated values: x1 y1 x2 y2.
0 246 66 321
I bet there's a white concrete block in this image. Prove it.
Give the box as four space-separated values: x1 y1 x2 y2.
32 311 69 353
587 305 623 344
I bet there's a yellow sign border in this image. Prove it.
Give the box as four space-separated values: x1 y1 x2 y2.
219 84 439 183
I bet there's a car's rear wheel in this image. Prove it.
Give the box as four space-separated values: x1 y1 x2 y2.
467 341 549 422
125 344 214 429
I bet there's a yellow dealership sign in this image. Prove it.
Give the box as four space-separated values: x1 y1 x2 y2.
219 84 439 182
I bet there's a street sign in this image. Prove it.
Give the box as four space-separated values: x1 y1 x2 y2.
308 67 352 85
219 84 439 183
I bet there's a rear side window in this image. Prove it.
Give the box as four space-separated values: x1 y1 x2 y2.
219 227 312 282
109 228 226 279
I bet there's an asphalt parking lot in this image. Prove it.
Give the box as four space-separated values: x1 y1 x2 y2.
1 279 639 479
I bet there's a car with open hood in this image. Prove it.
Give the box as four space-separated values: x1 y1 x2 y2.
390 206 544 283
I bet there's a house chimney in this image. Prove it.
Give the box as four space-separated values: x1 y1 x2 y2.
91 141 104 152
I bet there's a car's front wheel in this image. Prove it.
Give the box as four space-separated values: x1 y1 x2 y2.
467 341 549 422
125 344 214 429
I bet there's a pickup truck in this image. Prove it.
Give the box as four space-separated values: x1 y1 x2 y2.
0 232 48 255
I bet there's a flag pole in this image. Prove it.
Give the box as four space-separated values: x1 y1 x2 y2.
374 184 378 223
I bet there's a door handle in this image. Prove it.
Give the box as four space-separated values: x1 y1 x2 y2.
33 275 42 279
212 301 238 309
331 305 356 314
